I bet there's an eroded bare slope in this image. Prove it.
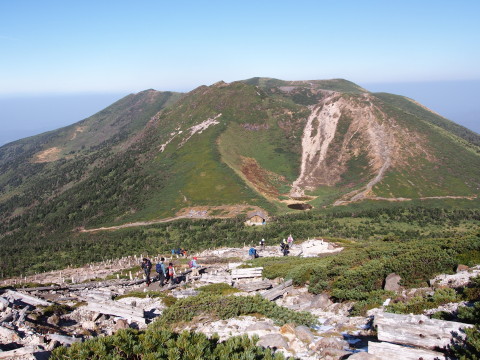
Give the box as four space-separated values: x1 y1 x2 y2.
291 92 400 202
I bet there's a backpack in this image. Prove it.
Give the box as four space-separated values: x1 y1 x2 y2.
156 263 162 273
188 260 194 268
168 266 174 276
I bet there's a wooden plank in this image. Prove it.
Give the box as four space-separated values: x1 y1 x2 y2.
374 312 473 350
0 346 38 359
78 290 113 302
199 273 232 284
4 290 51 306
0 297 9 307
231 267 263 279
47 333 83 345
85 300 145 324
261 279 293 301
15 305 30 326
18 278 146 292
17 285 68 292
368 341 446 360
228 262 243 270
234 280 272 292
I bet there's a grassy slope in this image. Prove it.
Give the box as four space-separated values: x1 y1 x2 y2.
374 92 480 148
0 91 183 237
114 82 288 220
242 77 366 94
371 96 480 198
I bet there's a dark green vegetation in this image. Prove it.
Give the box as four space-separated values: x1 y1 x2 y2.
417 276 480 358
197 283 240 296
1 205 479 278
253 233 480 314
0 77 479 282
152 294 317 329
1 77 479 359
374 92 480 149
51 328 287 360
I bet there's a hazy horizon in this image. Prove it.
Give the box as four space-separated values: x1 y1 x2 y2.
1 1 479 145
0 79 478 147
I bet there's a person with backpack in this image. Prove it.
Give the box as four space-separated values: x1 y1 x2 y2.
248 247 258 259
166 262 176 284
189 257 200 277
287 234 294 248
141 258 153 286
155 258 167 286
280 240 289 256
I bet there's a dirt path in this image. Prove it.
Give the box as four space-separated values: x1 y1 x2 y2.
80 205 266 233
79 215 191 233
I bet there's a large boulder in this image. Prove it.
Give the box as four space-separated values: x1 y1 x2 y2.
310 293 334 310
384 273 401 292
279 323 296 336
81 320 97 331
320 348 351 359
114 319 130 332
246 321 276 332
257 334 289 349
456 264 469 273
313 335 349 351
294 325 315 343
47 314 60 326
348 352 382 359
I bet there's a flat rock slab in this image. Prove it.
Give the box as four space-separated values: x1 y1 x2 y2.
4 290 51 306
234 280 272 292
430 265 480 288
374 312 473 350
368 341 446 360
85 300 145 324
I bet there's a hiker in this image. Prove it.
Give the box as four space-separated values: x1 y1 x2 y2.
248 247 258 259
280 241 289 256
166 262 176 284
259 238 265 251
287 234 294 248
155 257 167 286
141 258 153 286
189 256 200 277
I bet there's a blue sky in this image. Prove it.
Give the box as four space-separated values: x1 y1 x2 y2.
1 0 479 94
0 0 479 144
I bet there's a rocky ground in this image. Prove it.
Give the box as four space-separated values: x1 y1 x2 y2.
0 240 477 359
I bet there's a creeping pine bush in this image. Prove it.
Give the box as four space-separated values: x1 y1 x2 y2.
449 325 480 360
386 288 460 315
429 276 480 358
51 328 289 360
197 283 239 296
308 236 480 302
152 294 317 329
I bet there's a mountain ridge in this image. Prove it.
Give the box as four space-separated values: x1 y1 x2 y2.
0 77 479 246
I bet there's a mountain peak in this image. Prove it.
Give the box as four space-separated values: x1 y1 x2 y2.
0 77 479 251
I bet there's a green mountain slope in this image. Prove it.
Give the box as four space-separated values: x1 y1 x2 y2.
0 78 479 278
